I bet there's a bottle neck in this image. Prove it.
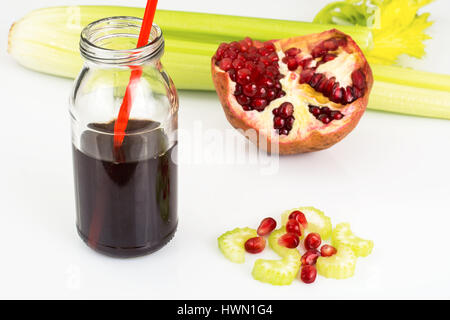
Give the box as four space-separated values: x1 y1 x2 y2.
80 17 164 66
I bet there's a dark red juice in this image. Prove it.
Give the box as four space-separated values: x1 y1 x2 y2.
72 119 177 257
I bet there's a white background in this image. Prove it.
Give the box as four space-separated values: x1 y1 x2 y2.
1 0 449 299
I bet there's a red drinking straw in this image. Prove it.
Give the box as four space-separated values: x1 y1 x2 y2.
113 0 159 150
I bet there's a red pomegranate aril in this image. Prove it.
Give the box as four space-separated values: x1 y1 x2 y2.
277 91 286 98
232 59 244 70
257 217 277 236
251 98 268 111
242 105 252 111
312 45 326 58
244 236 266 254
255 86 268 99
236 68 252 85
278 233 300 249
320 244 337 257
243 37 253 47
234 84 242 95
279 128 289 135
345 86 355 104
267 89 277 101
316 77 328 93
243 83 258 97
318 114 331 124
286 219 302 237
273 117 285 129
244 61 255 71
227 69 237 81
299 58 313 68
322 53 337 62
268 52 279 62
223 49 237 59
322 38 339 51
287 59 299 71
279 102 294 118
239 40 249 52
309 73 324 88
219 58 233 71
331 110 344 120
260 56 272 66
288 210 308 229
286 116 295 129
300 265 317 284
304 233 322 250
337 37 347 47
285 47 300 57
353 86 363 99
324 77 336 96
266 66 279 78
309 106 321 116
301 250 320 266
264 41 276 52
351 69 366 89
259 76 275 88
331 86 344 104
321 106 331 115
300 68 314 84
236 94 251 105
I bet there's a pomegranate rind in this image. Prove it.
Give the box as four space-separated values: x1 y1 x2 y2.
218 227 257 263
211 29 373 155
252 228 301 286
316 245 357 279
281 207 332 240
331 223 373 257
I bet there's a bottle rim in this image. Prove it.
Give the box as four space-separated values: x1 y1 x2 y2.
80 16 164 65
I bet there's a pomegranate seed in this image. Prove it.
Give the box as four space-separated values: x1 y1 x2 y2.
285 116 295 130
324 77 336 96
322 53 337 62
232 59 244 70
239 40 249 52
268 52 279 62
331 86 344 104
299 58 313 68
264 41 276 52
273 117 285 129
251 98 268 111
266 66 279 78
227 69 236 81
321 106 331 115
279 129 289 135
266 89 277 101
279 102 294 118
257 217 277 236
286 219 302 237
236 94 251 106
285 47 300 57
245 237 266 254
351 69 366 89
309 73 324 88
320 244 337 257
309 106 321 117
255 86 268 98
318 114 331 124
301 250 320 266
311 45 326 58
243 37 253 47
242 105 252 111
322 38 339 51
258 47 270 57
277 90 286 98
287 58 299 71
317 77 329 93
259 76 275 88
223 48 237 59
234 84 242 95
337 37 347 47
304 233 322 250
219 58 233 71
236 68 251 85
244 61 255 71
331 111 344 120
272 108 280 116
300 68 314 84
353 86 363 99
243 83 258 97
288 210 308 229
278 233 300 249
344 86 355 104
260 56 272 66
300 265 317 284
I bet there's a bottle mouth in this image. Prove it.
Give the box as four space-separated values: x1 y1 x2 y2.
80 16 164 65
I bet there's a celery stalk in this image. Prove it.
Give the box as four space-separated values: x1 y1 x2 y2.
8 5 450 119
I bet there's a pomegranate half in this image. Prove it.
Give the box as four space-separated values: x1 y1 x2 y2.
211 29 373 154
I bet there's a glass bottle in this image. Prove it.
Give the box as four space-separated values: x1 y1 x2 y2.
69 17 178 258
